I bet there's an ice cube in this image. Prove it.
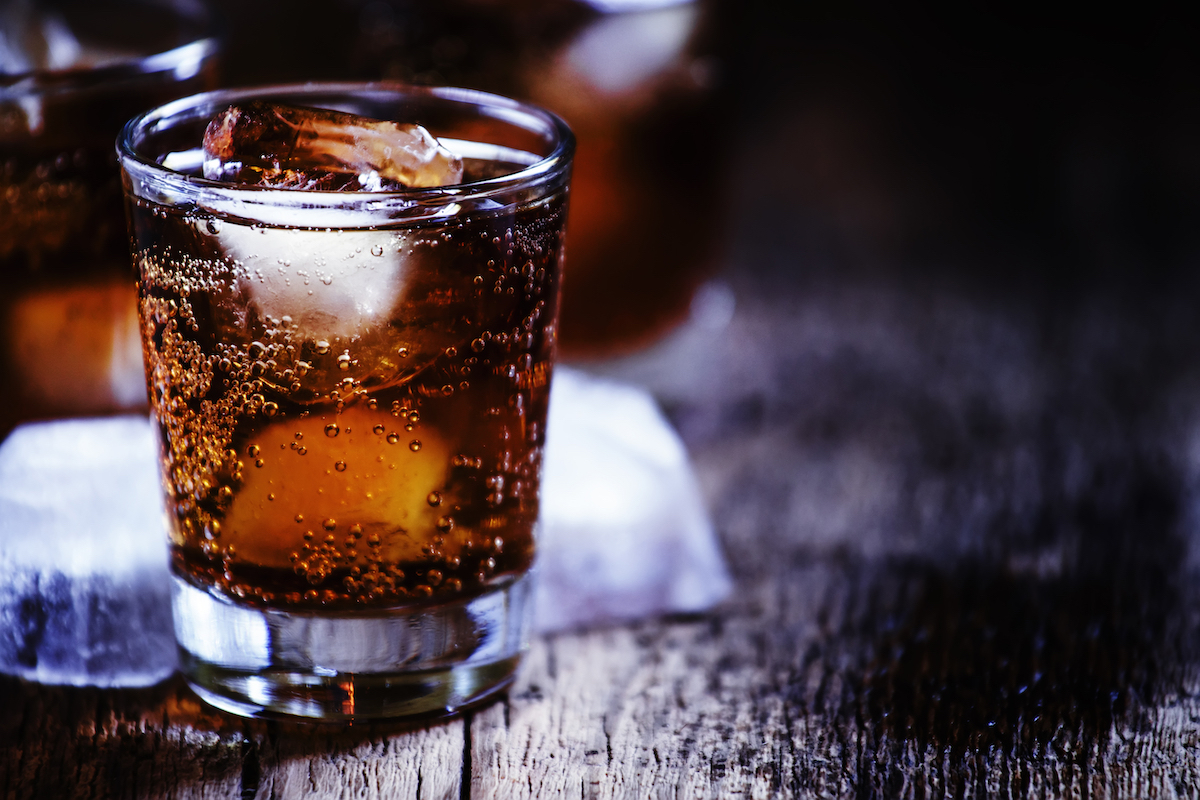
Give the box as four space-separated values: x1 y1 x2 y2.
218 223 405 343
212 223 473 399
202 102 464 190
535 367 732 632
0 416 175 687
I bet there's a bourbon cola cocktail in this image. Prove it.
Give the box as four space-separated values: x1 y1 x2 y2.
119 84 573 720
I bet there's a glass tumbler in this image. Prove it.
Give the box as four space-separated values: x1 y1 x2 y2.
0 0 220 440
351 0 727 357
118 83 573 720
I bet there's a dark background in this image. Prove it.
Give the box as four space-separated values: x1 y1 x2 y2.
204 1 1200 293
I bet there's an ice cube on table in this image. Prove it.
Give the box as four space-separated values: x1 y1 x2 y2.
202 102 464 190
0 416 174 687
536 366 732 632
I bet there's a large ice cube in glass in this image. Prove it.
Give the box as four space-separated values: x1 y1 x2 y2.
209 222 483 401
202 102 463 190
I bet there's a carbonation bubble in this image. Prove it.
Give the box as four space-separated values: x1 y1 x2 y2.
295 514 304 523
334 461 347 472
427 491 442 506
386 433 400 445
263 402 279 417
471 337 486 352
248 445 260 457
337 353 351 370
437 516 454 532
324 423 340 437
206 219 222 234
373 424 385 435
349 524 363 538
316 341 330 355
398 347 409 358
371 244 384 257
323 519 337 531
409 440 421 452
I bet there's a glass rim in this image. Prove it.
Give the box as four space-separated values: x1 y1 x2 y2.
117 81 576 219
0 8 220 94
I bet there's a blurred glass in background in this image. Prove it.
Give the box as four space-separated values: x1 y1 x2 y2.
0 0 220 439
348 0 729 357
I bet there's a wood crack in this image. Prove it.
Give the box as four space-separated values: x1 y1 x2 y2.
460 710 473 800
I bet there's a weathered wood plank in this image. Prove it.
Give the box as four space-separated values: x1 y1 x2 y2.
470 550 1200 799
0 675 463 800
251 718 463 800
6 551 1200 799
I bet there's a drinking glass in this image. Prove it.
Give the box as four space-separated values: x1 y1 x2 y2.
0 0 220 439
118 83 573 720
351 0 727 356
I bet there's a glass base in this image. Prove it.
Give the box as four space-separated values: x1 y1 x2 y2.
172 571 534 721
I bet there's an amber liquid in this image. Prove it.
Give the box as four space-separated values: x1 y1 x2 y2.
0 54 218 439
128 181 565 611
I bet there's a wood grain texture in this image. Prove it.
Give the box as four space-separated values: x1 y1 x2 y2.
0 676 464 799
469 554 1200 799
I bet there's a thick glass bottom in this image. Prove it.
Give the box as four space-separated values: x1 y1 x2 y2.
172 571 533 721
